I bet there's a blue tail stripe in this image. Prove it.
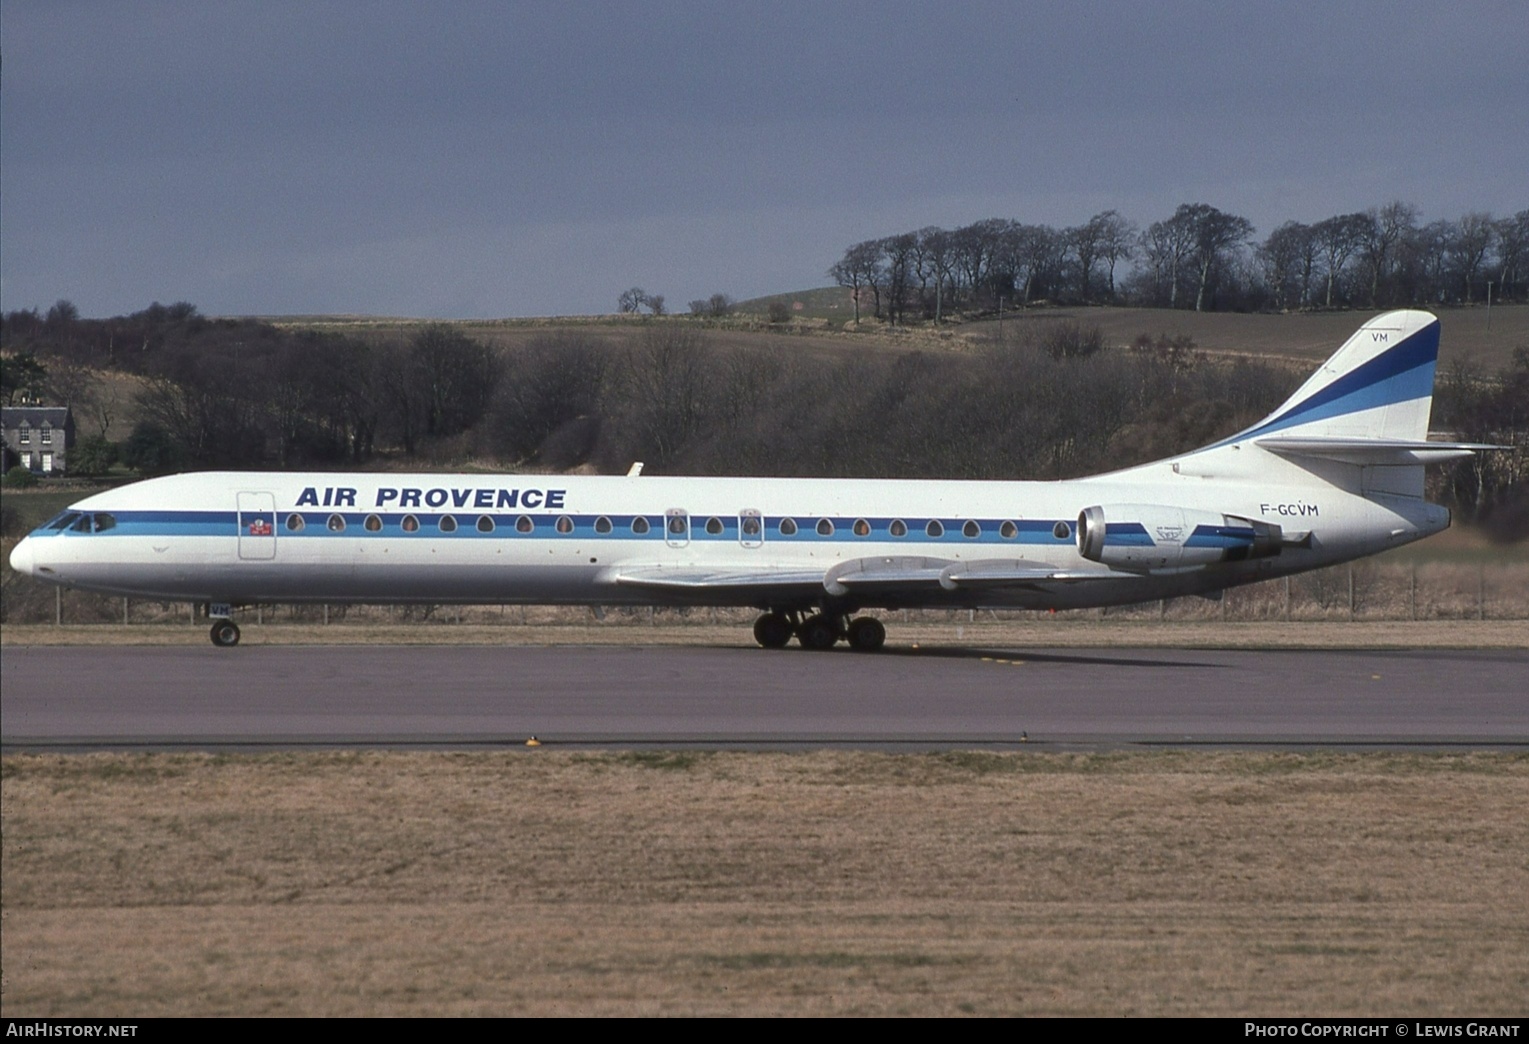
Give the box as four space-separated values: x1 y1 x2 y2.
1241 320 1438 439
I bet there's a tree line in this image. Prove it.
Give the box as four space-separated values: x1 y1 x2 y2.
3 302 1522 538
830 203 1529 321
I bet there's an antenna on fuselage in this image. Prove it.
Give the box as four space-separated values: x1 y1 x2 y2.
626 462 644 477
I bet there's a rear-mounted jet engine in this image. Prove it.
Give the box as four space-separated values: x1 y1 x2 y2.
1076 504 1281 572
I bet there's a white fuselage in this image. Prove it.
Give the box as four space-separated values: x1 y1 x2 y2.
9 460 1448 612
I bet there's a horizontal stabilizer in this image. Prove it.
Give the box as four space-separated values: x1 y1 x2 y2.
1255 435 1503 465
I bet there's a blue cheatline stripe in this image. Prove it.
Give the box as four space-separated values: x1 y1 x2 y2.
1241 320 1439 440
1185 524 1255 550
1103 522 1154 547
31 510 1084 546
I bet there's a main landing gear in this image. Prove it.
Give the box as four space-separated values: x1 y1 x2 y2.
752 611 886 652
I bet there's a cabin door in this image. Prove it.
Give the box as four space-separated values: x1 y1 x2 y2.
237 491 277 560
739 509 763 549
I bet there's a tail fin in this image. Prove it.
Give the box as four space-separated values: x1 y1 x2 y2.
1240 309 1441 443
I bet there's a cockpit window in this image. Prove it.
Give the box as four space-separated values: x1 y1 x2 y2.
92 513 116 532
71 515 93 532
47 512 81 531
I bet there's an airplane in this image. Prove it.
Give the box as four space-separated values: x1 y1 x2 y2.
7 309 1498 650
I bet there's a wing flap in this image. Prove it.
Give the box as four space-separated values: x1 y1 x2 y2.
940 559 1144 587
612 566 829 591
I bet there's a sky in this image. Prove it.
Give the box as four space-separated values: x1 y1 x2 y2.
3 0 1526 320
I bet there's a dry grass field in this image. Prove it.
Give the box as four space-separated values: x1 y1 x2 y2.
3 750 1526 1016
966 304 1529 371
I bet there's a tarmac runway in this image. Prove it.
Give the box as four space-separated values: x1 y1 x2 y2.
3 644 1526 751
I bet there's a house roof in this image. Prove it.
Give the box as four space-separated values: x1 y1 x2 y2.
2 406 73 427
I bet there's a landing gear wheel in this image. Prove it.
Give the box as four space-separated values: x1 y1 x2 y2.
798 614 840 650
753 612 793 649
210 620 241 647
846 616 886 652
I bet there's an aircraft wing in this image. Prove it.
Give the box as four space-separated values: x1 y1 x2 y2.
612 556 1139 603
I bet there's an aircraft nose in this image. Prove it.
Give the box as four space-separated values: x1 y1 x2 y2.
9 537 35 576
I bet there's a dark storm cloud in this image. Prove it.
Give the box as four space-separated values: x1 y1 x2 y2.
3 0 1524 317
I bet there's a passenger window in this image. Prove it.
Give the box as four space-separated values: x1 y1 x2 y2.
741 515 761 537
401 514 420 532
286 513 306 532
853 518 870 537
1000 520 1018 539
816 519 834 536
668 515 687 535
889 519 907 537
477 515 495 533
1053 521 1071 539
365 514 383 532
963 520 981 538
439 515 458 533
779 518 798 536
516 515 534 533
926 520 944 538
631 517 651 535
595 516 613 534
328 514 346 532
705 517 723 535
556 516 574 534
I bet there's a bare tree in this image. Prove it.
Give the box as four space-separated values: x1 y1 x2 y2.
1448 212 1496 303
829 240 886 322
1495 210 1529 301
1360 201 1419 307
1093 210 1137 300
1260 221 1312 311
1314 212 1368 307
1141 211 1197 308
914 227 954 322
618 287 648 314
1181 203 1254 312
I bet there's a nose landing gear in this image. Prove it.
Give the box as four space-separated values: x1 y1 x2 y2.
207 603 241 647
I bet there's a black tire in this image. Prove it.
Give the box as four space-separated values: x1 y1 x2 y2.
846 616 886 652
753 613 793 649
210 620 241 647
798 614 839 650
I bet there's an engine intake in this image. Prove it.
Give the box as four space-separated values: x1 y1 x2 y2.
1076 504 1281 571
